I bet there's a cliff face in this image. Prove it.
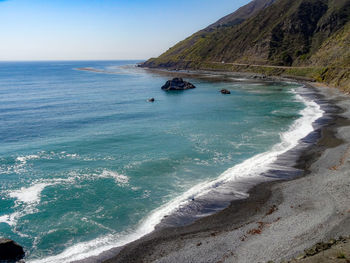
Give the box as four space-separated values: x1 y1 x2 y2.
142 0 277 68
142 0 350 90
205 0 276 30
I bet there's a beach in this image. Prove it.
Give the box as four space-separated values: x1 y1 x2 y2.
85 80 350 263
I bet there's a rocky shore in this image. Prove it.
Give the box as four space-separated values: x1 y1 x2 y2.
0 238 25 262
288 236 350 262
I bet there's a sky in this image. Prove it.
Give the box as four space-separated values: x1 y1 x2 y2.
0 0 251 61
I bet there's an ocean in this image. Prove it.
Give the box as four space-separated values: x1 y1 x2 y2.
0 61 323 262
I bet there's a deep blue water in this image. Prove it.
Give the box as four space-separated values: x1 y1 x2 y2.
0 61 307 262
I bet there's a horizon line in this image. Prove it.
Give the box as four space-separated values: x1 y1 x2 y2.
0 59 147 62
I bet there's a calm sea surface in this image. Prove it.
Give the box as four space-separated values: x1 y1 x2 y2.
0 61 307 262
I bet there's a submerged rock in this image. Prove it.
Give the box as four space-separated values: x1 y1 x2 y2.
161 78 196 91
220 89 231 94
0 238 25 262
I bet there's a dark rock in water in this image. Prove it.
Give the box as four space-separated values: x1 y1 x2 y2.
220 89 231 94
0 238 25 262
253 75 267 79
161 78 196 91
147 98 155 102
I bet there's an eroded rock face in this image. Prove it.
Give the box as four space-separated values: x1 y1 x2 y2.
161 78 196 91
0 238 25 262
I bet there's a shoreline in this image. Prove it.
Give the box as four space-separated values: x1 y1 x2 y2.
74 68 350 263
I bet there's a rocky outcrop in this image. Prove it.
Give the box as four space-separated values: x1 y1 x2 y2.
0 238 25 262
281 236 350 262
161 78 196 91
220 89 231 94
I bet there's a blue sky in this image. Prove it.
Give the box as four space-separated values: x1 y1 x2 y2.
0 0 250 61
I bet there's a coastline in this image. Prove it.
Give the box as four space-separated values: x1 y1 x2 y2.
74 69 350 263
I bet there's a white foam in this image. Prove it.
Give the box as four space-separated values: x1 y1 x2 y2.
1 182 56 228
9 152 80 174
16 154 40 165
1 170 129 229
1 168 125 232
16 152 83 163
232 78 249 81
28 87 324 263
2 178 75 229
6 154 41 174
9 183 50 204
0 215 11 225
0 213 21 227
100 170 129 186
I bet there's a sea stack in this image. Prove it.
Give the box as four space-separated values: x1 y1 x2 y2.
161 78 196 91
0 238 25 262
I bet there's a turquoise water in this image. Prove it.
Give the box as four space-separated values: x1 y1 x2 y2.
0 61 307 262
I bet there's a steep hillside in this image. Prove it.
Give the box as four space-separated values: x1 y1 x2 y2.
308 20 350 67
143 0 276 68
142 0 350 90
308 20 350 89
205 0 276 30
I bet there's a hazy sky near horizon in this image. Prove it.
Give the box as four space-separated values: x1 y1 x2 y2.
0 0 250 61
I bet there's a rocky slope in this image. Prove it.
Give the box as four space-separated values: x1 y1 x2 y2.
288 236 350 263
142 0 350 90
205 0 276 30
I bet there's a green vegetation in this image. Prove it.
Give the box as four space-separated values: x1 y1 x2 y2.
142 0 350 91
